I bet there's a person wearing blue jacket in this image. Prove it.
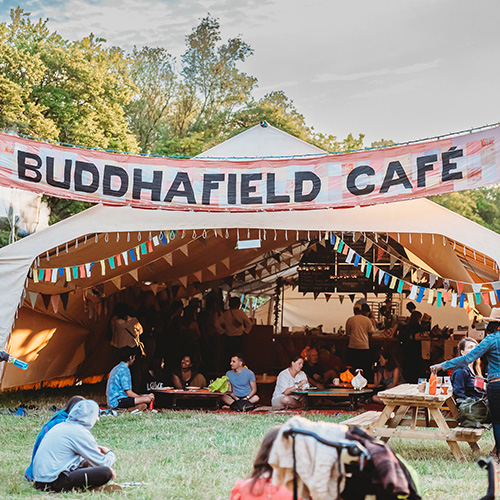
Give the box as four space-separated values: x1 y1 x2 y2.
32 399 117 492
431 319 500 459
25 396 84 481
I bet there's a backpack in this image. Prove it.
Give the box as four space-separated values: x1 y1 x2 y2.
457 397 489 427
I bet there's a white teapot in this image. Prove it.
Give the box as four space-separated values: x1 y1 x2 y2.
351 369 367 390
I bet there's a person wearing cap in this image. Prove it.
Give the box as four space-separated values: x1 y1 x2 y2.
431 309 500 459
32 400 118 492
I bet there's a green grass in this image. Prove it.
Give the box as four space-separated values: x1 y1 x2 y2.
0 385 495 499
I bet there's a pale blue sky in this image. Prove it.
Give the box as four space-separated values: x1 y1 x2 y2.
1 0 499 145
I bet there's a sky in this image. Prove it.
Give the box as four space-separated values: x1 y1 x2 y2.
1 0 500 146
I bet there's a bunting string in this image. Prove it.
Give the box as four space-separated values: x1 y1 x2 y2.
330 234 498 311
31 231 171 284
337 232 500 290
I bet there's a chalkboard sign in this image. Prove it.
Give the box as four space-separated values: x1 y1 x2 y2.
298 265 337 292
298 236 405 294
298 264 399 293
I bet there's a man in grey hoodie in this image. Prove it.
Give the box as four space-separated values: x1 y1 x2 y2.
32 399 117 492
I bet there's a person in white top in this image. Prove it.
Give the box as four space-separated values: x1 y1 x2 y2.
272 355 308 409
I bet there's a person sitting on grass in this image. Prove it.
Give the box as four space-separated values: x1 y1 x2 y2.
222 353 259 408
172 354 207 389
25 396 85 482
32 400 118 493
106 346 154 412
230 426 298 500
272 355 308 410
372 351 403 404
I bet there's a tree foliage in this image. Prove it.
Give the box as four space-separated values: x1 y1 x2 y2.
0 7 138 151
431 187 500 234
0 8 400 242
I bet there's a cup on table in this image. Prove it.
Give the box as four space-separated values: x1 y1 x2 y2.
417 381 426 393
262 373 268 381
441 385 449 395
333 378 340 386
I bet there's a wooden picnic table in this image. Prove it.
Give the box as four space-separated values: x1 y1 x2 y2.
293 387 373 410
152 388 221 410
347 383 483 462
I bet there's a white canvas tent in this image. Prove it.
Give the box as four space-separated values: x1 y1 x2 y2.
1 123 499 390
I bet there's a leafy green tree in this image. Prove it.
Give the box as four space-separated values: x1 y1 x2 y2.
0 7 138 151
126 46 177 153
431 187 500 234
371 138 395 148
231 91 311 141
231 90 364 153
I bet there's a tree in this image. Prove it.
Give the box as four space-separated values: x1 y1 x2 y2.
231 91 311 140
126 46 177 153
176 15 257 149
431 187 500 234
231 90 365 153
0 7 138 151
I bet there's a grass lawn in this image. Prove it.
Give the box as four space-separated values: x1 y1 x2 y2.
0 384 495 499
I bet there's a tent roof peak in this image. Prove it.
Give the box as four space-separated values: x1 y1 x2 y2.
195 123 326 160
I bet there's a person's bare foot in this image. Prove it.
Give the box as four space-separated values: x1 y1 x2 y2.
126 403 147 412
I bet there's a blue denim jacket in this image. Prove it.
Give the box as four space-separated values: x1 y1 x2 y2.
442 332 500 381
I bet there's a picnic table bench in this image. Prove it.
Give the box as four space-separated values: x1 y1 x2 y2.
342 384 485 461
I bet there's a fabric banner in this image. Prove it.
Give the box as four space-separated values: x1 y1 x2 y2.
1 126 499 212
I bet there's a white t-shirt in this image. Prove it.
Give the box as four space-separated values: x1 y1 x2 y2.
272 368 307 405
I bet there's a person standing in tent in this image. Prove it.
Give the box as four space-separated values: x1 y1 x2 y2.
157 300 184 374
198 293 222 373
110 303 145 393
216 296 253 360
110 303 143 350
106 347 154 411
396 310 424 383
345 304 375 380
